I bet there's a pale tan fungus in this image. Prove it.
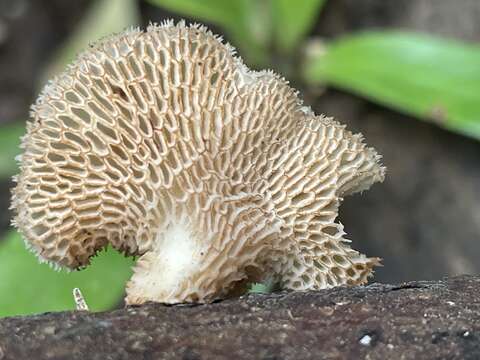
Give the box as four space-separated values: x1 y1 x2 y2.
11 21 385 305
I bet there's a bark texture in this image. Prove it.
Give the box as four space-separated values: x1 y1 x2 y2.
0 275 478 360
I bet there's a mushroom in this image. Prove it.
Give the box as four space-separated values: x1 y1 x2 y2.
11 21 385 305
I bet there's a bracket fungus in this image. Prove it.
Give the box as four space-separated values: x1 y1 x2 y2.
11 22 385 304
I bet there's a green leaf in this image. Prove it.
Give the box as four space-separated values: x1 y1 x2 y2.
0 123 25 179
43 0 140 82
147 0 270 66
0 230 134 317
304 32 480 139
272 0 325 53
248 279 276 294
149 0 246 25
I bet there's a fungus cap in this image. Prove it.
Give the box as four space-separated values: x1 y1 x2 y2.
12 21 385 304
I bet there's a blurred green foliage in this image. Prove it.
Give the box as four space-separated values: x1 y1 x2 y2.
151 0 480 139
249 280 277 294
0 231 133 317
43 0 139 83
0 123 24 179
271 0 325 54
148 0 326 66
304 32 480 139
149 0 271 65
1 0 480 316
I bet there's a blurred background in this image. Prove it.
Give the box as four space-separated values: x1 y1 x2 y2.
0 0 479 316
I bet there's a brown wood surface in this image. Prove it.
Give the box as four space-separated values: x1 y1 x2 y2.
0 275 478 360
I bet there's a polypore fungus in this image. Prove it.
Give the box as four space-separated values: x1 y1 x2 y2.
12 21 385 304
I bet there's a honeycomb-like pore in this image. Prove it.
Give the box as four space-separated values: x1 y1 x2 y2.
12 21 385 304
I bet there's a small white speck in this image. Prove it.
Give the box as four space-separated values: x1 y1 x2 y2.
359 335 372 346
387 344 394 350
287 309 295 320
73 287 89 311
463 331 470 337
446 301 455 306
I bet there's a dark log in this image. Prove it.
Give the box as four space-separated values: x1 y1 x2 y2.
0 275 478 360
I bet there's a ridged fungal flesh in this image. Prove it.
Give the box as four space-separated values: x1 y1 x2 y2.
12 22 385 304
